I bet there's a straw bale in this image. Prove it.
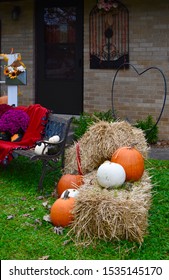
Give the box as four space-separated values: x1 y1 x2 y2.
68 170 152 245
64 120 149 175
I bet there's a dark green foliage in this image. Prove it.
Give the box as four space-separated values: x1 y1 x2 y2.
135 115 158 144
91 110 115 122
73 111 158 145
72 113 94 141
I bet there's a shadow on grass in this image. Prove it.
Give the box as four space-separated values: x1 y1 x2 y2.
0 156 62 194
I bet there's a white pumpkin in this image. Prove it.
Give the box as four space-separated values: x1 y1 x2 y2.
48 135 60 143
96 161 126 188
60 188 79 198
34 143 48 155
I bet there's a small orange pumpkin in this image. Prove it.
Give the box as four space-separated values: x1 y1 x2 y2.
111 146 144 182
11 133 23 142
57 174 83 197
50 190 75 227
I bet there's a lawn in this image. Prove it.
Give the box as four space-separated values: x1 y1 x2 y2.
0 157 169 260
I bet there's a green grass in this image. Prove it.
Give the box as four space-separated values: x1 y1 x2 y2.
0 157 169 260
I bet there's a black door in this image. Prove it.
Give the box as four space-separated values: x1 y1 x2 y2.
35 0 83 114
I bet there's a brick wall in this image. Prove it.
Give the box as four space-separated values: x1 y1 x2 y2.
0 0 169 140
84 0 169 140
0 0 35 105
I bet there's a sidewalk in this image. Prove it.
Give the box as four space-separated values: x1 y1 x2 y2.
148 147 169 160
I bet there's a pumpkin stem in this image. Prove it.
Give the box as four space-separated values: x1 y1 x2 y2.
63 190 70 199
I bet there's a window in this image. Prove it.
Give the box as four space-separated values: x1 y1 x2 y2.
89 0 129 69
44 6 77 79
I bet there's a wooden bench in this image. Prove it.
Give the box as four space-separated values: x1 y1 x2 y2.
13 114 73 191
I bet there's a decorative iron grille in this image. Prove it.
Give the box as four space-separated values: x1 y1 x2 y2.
89 0 129 69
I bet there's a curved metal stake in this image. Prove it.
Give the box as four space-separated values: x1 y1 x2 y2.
111 62 167 136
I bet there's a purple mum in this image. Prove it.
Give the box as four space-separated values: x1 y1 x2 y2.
0 109 30 135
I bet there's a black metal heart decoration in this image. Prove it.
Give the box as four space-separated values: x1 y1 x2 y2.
111 63 167 136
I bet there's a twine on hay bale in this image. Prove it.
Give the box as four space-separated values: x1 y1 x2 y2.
67 170 153 246
64 120 149 175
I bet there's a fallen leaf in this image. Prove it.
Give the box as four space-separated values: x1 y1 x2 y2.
22 213 31 217
42 201 48 207
7 215 14 220
53 226 64 235
39 255 49 260
62 239 71 246
43 214 51 223
34 218 42 225
51 190 58 198
36 195 44 200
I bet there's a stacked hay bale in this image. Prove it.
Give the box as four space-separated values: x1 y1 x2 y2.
64 120 148 174
64 120 152 245
68 170 152 245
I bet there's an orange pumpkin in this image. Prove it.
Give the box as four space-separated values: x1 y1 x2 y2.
111 146 144 182
57 174 83 197
50 190 75 227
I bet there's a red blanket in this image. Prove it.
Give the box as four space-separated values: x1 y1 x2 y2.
0 104 50 164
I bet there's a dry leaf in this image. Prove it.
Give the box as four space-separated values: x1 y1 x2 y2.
62 239 71 246
42 201 48 207
53 226 64 235
43 214 51 222
34 218 42 225
39 255 49 260
22 213 31 217
7 215 14 220
36 195 44 200
51 189 58 198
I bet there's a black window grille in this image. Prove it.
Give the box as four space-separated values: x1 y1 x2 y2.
89 0 129 69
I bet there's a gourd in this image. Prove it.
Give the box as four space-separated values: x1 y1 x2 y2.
111 146 144 181
57 174 83 197
50 190 75 227
96 161 126 188
60 188 79 198
34 143 48 155
48 135 60 143
47 135 60 155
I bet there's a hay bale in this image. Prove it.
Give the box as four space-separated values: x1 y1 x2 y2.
68 170 152 245
64 120 149 174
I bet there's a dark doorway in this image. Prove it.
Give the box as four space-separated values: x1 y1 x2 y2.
35 0 83 114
